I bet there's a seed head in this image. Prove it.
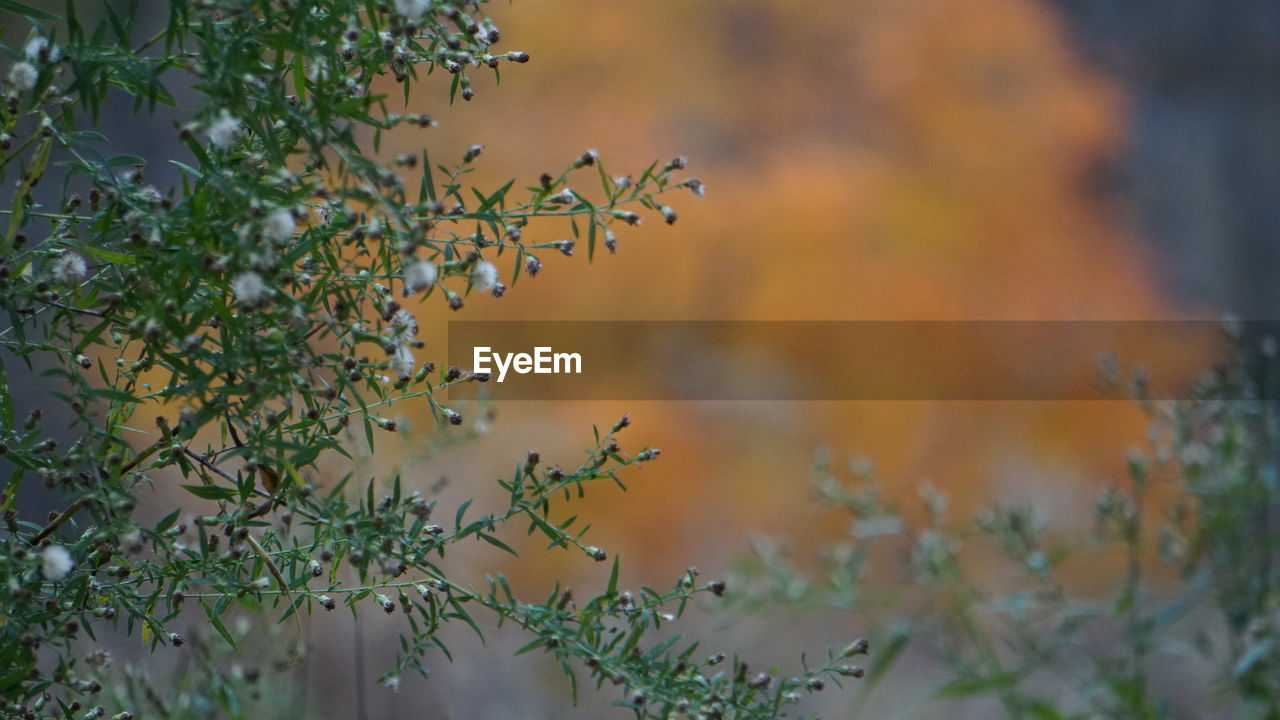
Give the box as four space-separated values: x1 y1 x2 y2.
390 308 418 340
24 37 49 61
471 260 499 292
8 62 38 91
402 260 438 296
390 344 416 381
232 271 268 306
41 545 73 581
392 0 430 17
264 207 296 242
52 251 88 286
207 111 242 150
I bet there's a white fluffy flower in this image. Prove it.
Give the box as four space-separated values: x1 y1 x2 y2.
207 111 242 150
263 207 296 242
390 309 417 340
390 344 416 380
24 37 54 62
41 545 73 581
401 260 437 296
470 260 499 292
393 0 430 17
232 271 268 305
8 61 38 91
52 252 87 286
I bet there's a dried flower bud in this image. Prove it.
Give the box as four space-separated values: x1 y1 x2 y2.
841 638 870 657
612 210 641 225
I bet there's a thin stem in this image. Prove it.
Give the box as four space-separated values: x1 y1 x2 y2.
31 496 91 544
45 300 107 318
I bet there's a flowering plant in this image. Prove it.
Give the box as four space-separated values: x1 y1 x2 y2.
0 1 858 718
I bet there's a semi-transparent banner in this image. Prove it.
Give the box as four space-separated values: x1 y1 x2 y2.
444 321 1270 401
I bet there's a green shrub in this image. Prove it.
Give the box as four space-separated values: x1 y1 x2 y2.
0 2 856 718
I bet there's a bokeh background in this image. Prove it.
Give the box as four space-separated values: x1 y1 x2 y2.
346 1 1276 717
9 0 1280 717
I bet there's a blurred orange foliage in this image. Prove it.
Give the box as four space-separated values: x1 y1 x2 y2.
354 0 1203 593
137 0 1207 599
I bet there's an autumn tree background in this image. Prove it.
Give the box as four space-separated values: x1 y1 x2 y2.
4 0 1276 718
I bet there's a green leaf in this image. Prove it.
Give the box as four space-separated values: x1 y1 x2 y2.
201 599 239 650
514 638 545 656
477 532 518 556
934 672 1019 699
83 245 136 264
154 508 181 534
455 498 473 530
182 484 237 501
0 0 59 20
607 554 620 596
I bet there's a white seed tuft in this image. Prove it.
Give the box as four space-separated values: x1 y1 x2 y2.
390 309 418 340
402 260 437 296
393 0 430 18
390 344 416 380
232 271 268 305
470 260 499 292
207 111 242 150
263 207 296 242
8 62 38 91
52 252 88 286
41 545 73 581
24 37 54 62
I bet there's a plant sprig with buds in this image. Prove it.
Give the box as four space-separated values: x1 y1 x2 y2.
0 1 850 718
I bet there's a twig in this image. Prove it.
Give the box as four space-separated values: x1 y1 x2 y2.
45 300 106 318
31 496 91 544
